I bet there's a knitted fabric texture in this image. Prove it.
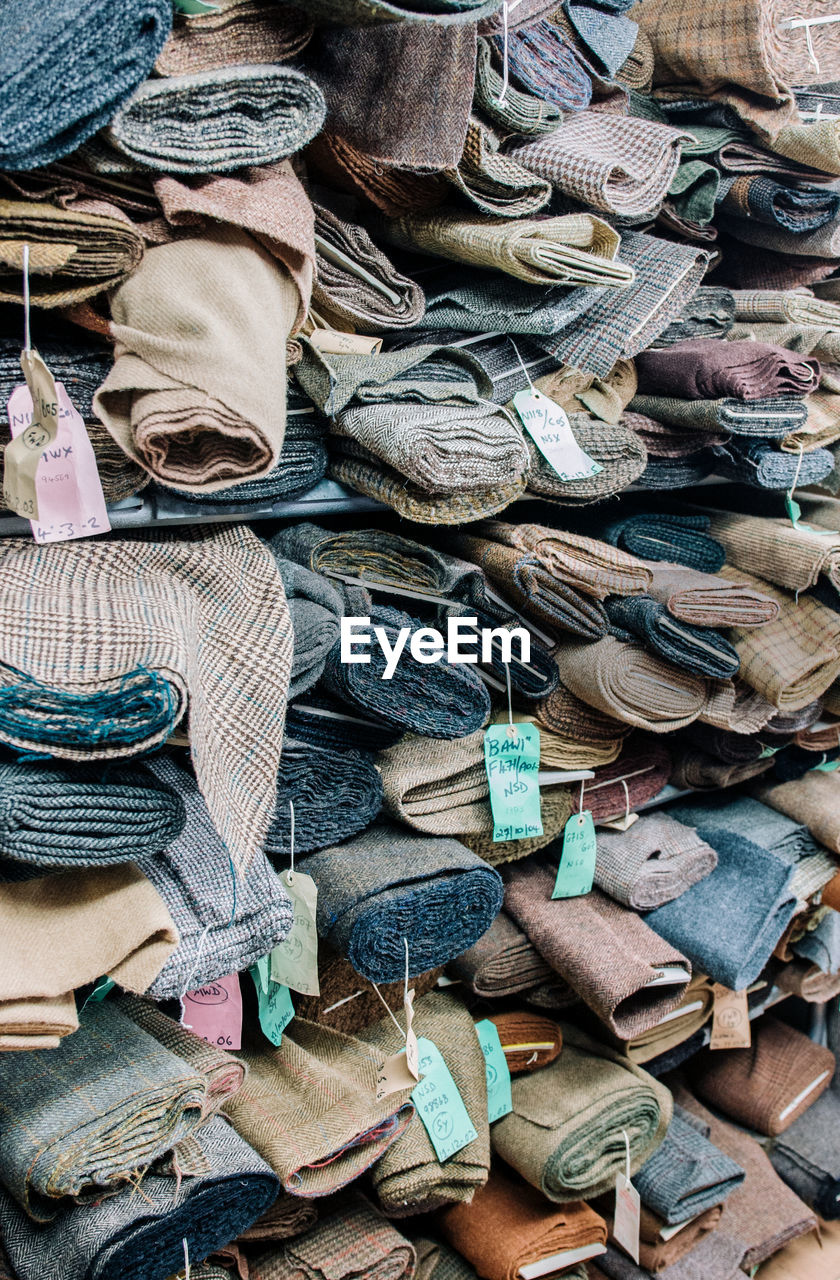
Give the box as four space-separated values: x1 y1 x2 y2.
0 1000 207 1220
491 1022 672 1202
440 1171 606 1280
299 823 503 983
225 1019 414 1197
355 990 490 1217
95 227 300 493
155 3 314 76
632 1106 746 1225
643 826 798 990
0 1115 279 1280
247 1193 416 1280
103 66 326 173
0 759 185 870
604 593 740 680
140 755 293 999
265 739 383 860
505 864 691 1039
0 0 172 170
0 525 293 872
594 813 718 910
312 203 425 333
635 338 820 400
644 561 780 627
603 513 725 573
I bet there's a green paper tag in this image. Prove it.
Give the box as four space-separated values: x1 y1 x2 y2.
785 491 836 535
475 1019 513 1122
758 744 781 759
815 760 840 772
512 389 603 482
552 810 597 898
270 870 320 997
173 0 220 13
412 1037 477 1162
250 964 295 1046
81 977 115 1009
484 722 543 843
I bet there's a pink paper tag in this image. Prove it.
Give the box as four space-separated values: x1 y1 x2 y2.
181 974 243 1051
7 381 111 543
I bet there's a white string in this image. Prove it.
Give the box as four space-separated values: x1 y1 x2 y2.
22 243 30 354
620 1129 631 1182
404 937 410 1003
508 337 536 392
578 779 585 815
785 13 840 74
621 778 631 822
505 661 515 734
183 1239 191 1280
526 1051 538 1065
287 799 295 884
369 978 406 1039
787 443 806 517
498 1 510 103
178 923 212 1026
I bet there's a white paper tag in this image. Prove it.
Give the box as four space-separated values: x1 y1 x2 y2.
269 871 319 997
512 389 603 482
613 1173 641 1263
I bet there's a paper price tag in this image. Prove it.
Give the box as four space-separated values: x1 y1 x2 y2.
484 723 543 844
250 965 295 1047
270 871 320 996
375 1048 419 1101
512 389 603 482
7 379 110 542
475 1019 513 1122
3 350 61 520
309 328 383 356
552 810 597 898
710 984 751 1050
80 976 115 1010
181 974 242 1050
815 759 840 772
600 813 639 832
412 1037 477 1162
613 1173 641 1263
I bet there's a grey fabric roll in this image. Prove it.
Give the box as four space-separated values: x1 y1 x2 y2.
768 1090 840 1219
595 814 718 911
634 1106 746 1225
629 393 808 438
667 795 823 863
101 65 327 172
142 755 293 999
267 550 344 703
651 286 736 347
793 909 840 974
265 739 383 859
411 268 607 335
604 593 740 680
711 439 836 490
313 201 426 333
300 822 503 983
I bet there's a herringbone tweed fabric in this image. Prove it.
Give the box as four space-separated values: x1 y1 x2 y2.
248 1193 416 1280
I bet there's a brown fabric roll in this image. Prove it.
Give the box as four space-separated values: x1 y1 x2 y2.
669 747 773 791
534 683 632 759
246 1192 416 1280
677 1086 817 1268
593 813 718 911
440 1170 607 1280
644 561 780 628
471 520 652 598
444 118 553 219
596 1203 723 1273
488 1011 563 1074
305 132 449 218
620 972 714 1064
0 993 79 1052
690 1017 836 1137
156 2 314 75
522 711 622 771
447 912 559 999
525 417 648 505
706 510 840 596
294 946 443 1036
774 959 840 1003
753 1215 840 1280
237 1192 318 1244
312 202 425 334
699 678 777 734
504 864 691 1040
756 768 840 852
581 739 673 821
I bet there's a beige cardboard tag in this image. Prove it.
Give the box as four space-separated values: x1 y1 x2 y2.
309 328 383 356
269 871 320 997
3 350 59 519
613 1173 641 1264
600 813 640 832
710 984 751 1050
375 1048 418 1102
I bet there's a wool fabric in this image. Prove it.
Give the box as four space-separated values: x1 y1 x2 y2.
414 1237 478 1280
652 286 736 346
629 391 808 437
237 1191 318 1244
768 1089 840 1220
706 511 840 595
712 438 835 489
269 555 343 703
631 1106 746 1226
444 118 553 219
603 513 725 573
447 911 557 999
273 0 502 24
265 739 383 860
604 594 740 680
487 1011 563 1074
300 823 503 984
0 0 172 171
491 1022 672 1202
471 520 651 599
473 37 562 136
756 768 840 855
526 416 648 505
293 947 442 1037
578 737 673 822
494 20 593 110
312 203 425 333
247 1193 417 1280
644 561 780 628
722 175 840 231
594 814 718 911
635 339 820 400
621 972 714 1065
155 2 314 76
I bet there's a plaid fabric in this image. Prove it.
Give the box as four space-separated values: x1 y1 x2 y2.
510 115 690 216
706 511 840 594
248 1193 416 1280
733 288 840 328
473 520 652 598
492 19 593 109
594 813 718 911
0 526 293 872
444 118 552 218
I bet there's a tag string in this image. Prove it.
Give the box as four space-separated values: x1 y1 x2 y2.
183 1239 190 1280
404 936 410 1004
579 779 585 815
368 978 406 1040
785 13 840 73
505 661 515 734
287 799 296 884
786 443 806 517
621 1128 631 1183
508 336 536 392
498 1 510 103
22 243 31 354
178 922 212 1025
621 778 631 823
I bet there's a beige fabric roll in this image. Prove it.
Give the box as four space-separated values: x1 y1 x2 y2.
699 678 777 734
756 769 840 854
95 225 299 492
705 511 840 595
473 520 651 598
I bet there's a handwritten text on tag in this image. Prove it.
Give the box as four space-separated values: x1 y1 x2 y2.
181 974 242 1050
513 389 603 482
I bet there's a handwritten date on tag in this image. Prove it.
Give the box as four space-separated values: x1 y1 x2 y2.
512 389 603 482
181 974 242 1051
250 962 295 1047
484 723 543 844
412 1037 477 1163
552 810 597 899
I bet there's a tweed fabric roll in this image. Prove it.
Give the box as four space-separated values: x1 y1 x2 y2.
691 1018 835 1137
706 511 840 595
444 119 553 219
644 561 780 627
551 635 706 733
265 740 383 860
505 864 690 1038
494 19 593 110
524 709 623 770
379 210 633 288
605 594 740 680
0 199 144 308
487 1011 563 1074
652 286 736 346
635 338 820 401
767 1089 840 1220
510 114 688 217
0 0 172 170
678 1088 818 1268
621 973 714 1064
226 1019 414 1197
172 412 328 508
534 683 632 764
462 783 574 868
413 269 605 336
721 175 840 231
594 814 718 911
270 556 342 703
0 863 177 1047
156 2 314 76
580 739 673 821
0 759 185 870
775 958 840 1003
644 827 797 990
712 438 835 489
102 66 326 173
447 911 557 998
604 514 725 574
300 824 502 983
670 748 773 791
305 131 450 218
721 569 840 710
633 1106 745 1224
756 769 840 854
632 1205 725 1273
638 451 717 489
294 947 442 1037
356 990 490 1216
312 203 425 333
473 37 562 136
95 227 299 493
237 1190 318 1243
247 1193 416 1280
0 1000 207 1219
440 1171 607 1280
0 526 292 871
471 520 650 599
526 416 648 505
670 794 823 865
732 289 840 327
141 756 293 1000
492 1022 672 1202
0 323 107 419
0 1115 279 1280
629 391 808 437
414 1237 479 1280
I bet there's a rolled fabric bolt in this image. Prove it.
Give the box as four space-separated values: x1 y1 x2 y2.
594 814 718 911
487 1011 563 1073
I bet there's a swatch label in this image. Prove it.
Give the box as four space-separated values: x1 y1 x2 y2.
250 962 295 1047
181 974 242 1050
475 1019 513 1122
270 871 320 996
412 1037 477 1162
613 1173 641 1263
484 722 543 843
710 984 750 1050
552 810 597 898
3 352 60 519
513 389 603 482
